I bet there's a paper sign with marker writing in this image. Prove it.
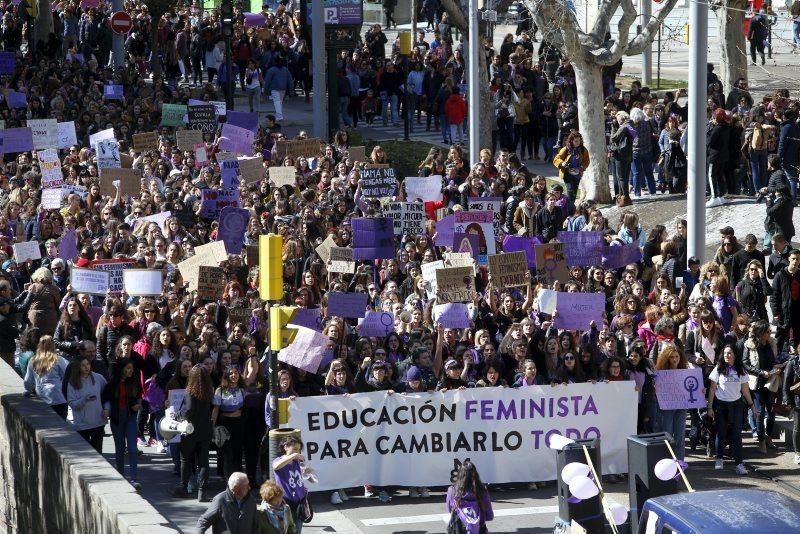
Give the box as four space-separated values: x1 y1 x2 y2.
42 188 63 209
433 303 471 328
269 166 296 187
553 292 605 330
38 149 63 188
351 217 394 260
534 243 568 284
13 241 41 262
558 231 604 267
502 235 539 268
161 104 188 127
133 131 159 151
220 159 240 188
278 326 330 373
177 241 228 290
467 197 502 234
70 268 110 295
27 119 58 150
404 175 443 202
57 121 77 148
382 201 426 236
360 167 397 198
187 105 217 134
435 266 475 303
328 246 355 273
654 368 706 410
176 129 203 151
488 251 528 288
421 260 444 299
358 311 395 337
123 269 163 296
327 292 368 319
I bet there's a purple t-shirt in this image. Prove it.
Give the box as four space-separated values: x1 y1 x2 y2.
272 457 307 503
712 295 737 334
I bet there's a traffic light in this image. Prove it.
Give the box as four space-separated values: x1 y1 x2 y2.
259 234 283 301
270 306 298 351
220 0 233 37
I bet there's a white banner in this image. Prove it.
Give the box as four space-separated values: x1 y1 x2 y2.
287 382 637 492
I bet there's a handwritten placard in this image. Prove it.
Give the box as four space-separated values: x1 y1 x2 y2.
553 292 605 330
176 129 203 152
358 311 395 337
13 240 41 262
274 138 323 159
382 201 426 235
558 231 604 267
327 292 368 319
197 265 224 300
360 167 398 198
220 123 254 156
269 166 296 187
467 197 502 234
41 188 63 209
654 368 707 410
187 104 217 134
328 246 355 273
351 217 394 260
70 267 110 295
404 175 443 202
57 121 77 148
435 266 474 303
488 251 528 288
133 131 158 151
161 103 188 127
27 119 58 150
38 149 63 188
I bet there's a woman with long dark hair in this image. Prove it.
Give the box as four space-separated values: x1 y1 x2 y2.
172 364 214 502
446 460 494 533
66 355 108 452
101 357 142 491
54 296 96 360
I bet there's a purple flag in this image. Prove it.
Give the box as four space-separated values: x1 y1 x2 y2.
0 127 34 154
351 217 394 260
502 235 541 268
218 207 249 254
225 110 259 133
58 228 79 262
6 91 27 108
244 12 267 28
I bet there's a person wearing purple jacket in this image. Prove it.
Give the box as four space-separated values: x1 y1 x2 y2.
446 461 494 534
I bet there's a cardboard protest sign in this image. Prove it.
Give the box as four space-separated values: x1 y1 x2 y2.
453 211 496 265
467 197 502 234
421 260 444 298
314 235 337 264
90 259 136 292
382 202 426 235
360 167 398 198
176 129 204 152
327 292 368 319
553 292 605 330
435 266 474 303
444 252 475 271
502 235 540 268
57 121 77 148
654 368 706 410
133 131 159 152
220 123 254 156
27 119 58 150
187 104 217 134
351 218 394 260
38 149 63 188
99 168 142 197
348 146 366 162
558 231 604 267
161 103 188 127
177 241 228 290
534 242 569 284
238 157 264 184
358 311 395 337
328 246 355 273
228 299 251 327
404 175 443 202
268 166 296 187
432 303 471 328
0 127 34 154
452 233 480 262
13 241 41 262
220 158 240 188
70 268 110 295
218 206 249 254
277 325 330 373
488 251 528 288
123 269 163 296
197 266 225 300
602 243 642 269
274 138 323 159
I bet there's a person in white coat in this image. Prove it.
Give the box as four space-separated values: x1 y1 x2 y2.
67 355 108 453
205 41 224 83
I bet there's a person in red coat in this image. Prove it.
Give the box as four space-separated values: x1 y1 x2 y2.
444 87 467 144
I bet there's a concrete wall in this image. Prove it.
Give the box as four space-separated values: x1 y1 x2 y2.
0 363 179 534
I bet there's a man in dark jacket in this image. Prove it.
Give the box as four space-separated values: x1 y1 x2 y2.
766 233 793 278
765 185 795 243
770 249 800 353
706 108 730 206
777 109 800 200
748 11 769 65
195 472 256 534
730 233 766 287
96 304 136 366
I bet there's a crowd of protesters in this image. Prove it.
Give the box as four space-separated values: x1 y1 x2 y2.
2 1 800 533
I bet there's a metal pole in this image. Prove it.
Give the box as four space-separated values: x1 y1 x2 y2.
642 0 652 85
225 39 234 110
112 0 124 71
411 0 417 40
403 56 410 141
687 0 708 262
468 0 480 166
327 49 339 135
312 0 327 139
657 26 661 89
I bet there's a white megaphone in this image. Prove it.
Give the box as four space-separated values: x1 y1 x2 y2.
159 418 195 440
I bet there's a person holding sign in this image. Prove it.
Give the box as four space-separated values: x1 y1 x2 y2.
707 345 758 475
654 346 690 462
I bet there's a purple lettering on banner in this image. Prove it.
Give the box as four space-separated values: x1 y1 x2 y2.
553 292 605 330
217 207 249 254
0 51 15 75
434 215 454 247
57 228 79 261
602 243 642 269
654 368 707 410
243 12 267 28
358 311 395 337
351 217 394 260
433 303 471 328
327 291 368 319
6 91 26 108
225 110 259 133
0 127 34 154
220 123 254 156
502 235 541 268
557 231 604 266
289 308 323 331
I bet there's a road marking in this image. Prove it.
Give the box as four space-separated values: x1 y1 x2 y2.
360 505 559 526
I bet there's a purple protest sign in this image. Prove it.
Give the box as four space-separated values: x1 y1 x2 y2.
6 91 26 108
0 51 14 75
225 110 259 133
243 12 267 28
220 158 240 188
327 291 368 319
351 217 394 260
220 123 254 156
553 292 605 330
453 233 480 262
358 311 395 337
654 368 706 410
289 308 323 331
57 228 79 262
502 235 541 268
433 303 471 328
557 231 604 267
104 84 124 100
217 206 249 254
0 127 34 154
602 243 642 269
434 215 454 247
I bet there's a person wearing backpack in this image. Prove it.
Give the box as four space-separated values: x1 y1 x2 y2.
446 461 493 534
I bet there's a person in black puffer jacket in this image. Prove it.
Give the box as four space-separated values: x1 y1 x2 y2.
96 304 137 366
53 296 96 361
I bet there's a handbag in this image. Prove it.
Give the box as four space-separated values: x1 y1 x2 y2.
294 496 314 524
212 425 231 448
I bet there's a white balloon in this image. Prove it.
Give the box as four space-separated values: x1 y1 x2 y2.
548 434 576 450
569 475 599 500
654 458 678 481
608 502 628 525
561 462 591 485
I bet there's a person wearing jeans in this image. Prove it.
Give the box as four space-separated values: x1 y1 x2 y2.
743 320 780 453
630 108 656 196
783 352 800 464
655 346 689 462
102 358 142 490
263 58 293 122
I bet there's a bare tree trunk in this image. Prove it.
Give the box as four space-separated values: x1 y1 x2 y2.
715 0 748 96
150 25 162 78
34 0 54 48
572 59 611 203
477 48 493 152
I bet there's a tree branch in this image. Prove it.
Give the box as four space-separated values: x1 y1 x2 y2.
626 0 680 55
440 0 468 32
590 0 621 43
